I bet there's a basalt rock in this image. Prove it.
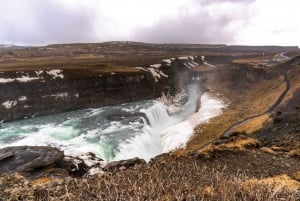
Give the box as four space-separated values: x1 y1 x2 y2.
0 146 64 174
0 56 202 122
0 146 106 179
103 157 146 172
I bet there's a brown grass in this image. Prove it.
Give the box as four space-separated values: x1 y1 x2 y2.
195 135 260 158
1 161 299 201
244 174 300 191
232 114 272 134
186 75 286 152
279 65 300 110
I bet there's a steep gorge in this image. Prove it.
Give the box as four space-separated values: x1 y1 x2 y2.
0 57 203 122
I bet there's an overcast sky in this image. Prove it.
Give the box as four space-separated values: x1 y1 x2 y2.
0 0 299 46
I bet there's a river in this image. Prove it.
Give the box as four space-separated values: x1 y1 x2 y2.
0 85 225 161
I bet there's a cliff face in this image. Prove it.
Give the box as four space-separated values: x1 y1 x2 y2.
0 56 202 122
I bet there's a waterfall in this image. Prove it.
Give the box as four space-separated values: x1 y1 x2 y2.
0 84 225 163
114 84 201 161
114 101 171 161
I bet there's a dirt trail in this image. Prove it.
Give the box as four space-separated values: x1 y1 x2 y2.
192 71 291 154
223 72 290 136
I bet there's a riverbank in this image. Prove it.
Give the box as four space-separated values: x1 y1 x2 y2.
1 108 300 200
0 43 299 200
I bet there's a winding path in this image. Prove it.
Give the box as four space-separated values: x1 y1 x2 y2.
192 54 291 153
223 72 290 136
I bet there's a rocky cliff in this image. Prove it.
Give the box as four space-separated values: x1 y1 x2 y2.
0 56 203 122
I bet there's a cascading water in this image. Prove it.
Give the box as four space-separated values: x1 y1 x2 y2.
0 84 225 161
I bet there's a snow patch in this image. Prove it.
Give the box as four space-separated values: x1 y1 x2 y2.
135 67 147 71
18 96 27 101
2 100 17 109
16 76 39 82
47 69 64 79
35 70 43 76
189 56 195 60
159 70 168 78
148 68 160 82
0 74 41 83
184 63 192 69
51 92 68 99
162 59 172 64
0 78 15 83
204 62 216 68
179 56 189 60
150 64 162 68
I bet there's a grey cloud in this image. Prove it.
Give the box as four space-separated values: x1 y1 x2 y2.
197 0 255 6
133 13 238 44
0 1 101 45
132 0 255 44
0 0 256 45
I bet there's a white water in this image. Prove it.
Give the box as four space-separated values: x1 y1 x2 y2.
0 85 225 162
161 93 225 152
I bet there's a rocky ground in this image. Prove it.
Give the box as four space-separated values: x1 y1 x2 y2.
0 109 300 200
0 43 300 200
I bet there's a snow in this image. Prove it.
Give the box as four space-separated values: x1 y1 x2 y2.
18 96 27 101
162 59 172 64
135 67 147 71
0 78 15 83
179 56 189 60
2 100 17 109
35 70 43 76
16 76 40 82
201 56 205 61
148 68 160 82
204 62 216 68
184 63 192 69
51 92 68 99
150 64 162 68
161 93 226 152
0 75 40 83
159 70 168 78
47 69 64 79
190 61 199 67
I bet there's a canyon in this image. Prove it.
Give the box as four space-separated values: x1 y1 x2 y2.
0 42 299 200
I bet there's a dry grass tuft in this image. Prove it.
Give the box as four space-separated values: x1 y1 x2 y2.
233 114 272 134
244 174 300 192
196 135 261 159
1 160 299 201
260 147 278 155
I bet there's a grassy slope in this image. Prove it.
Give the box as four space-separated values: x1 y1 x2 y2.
186 71 286 152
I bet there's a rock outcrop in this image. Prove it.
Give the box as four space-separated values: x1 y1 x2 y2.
0 146 63 174
103 157 146 172
0 56 203 122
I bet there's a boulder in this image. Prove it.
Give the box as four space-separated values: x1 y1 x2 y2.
0 146 64 174
104 157 146 172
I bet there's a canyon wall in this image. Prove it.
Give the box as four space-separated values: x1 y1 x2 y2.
0 57 202 122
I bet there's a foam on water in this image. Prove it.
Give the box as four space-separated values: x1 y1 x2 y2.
161 93 226 152
0 85 226 162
